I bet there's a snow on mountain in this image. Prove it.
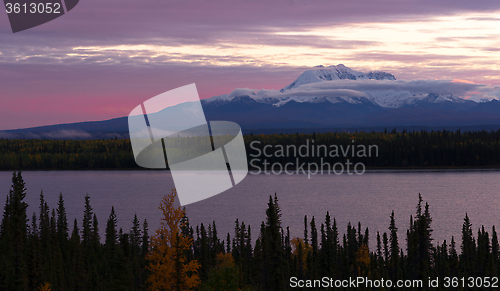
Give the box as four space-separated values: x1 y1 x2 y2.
202 65 482 109
203 87 369 108
280 64 396 92
202 93 231 104
364 91 467 108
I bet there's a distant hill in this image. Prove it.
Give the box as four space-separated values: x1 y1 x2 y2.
3 64 500 139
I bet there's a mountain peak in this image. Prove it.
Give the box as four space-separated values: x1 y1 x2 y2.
280 64 396 92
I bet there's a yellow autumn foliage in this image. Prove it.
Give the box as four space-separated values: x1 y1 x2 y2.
38 282 52 291
147 189 200 291
215 252 235 269
356 244 371 276
356 244 370 267
291 237 311 271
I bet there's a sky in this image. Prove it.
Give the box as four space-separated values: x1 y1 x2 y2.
1 0 500 130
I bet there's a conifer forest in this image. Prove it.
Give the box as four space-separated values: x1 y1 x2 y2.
2 129 500 170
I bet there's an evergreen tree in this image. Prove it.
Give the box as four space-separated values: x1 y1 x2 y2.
70 218 80 244
0 172 29 290
449 236 459 276
382 232 389 262
376 231 383 268
261 194 285 290
56 193 68 248
303 215 308 246
26 212 42 290
142 219 149 257
492 226 499 272
408 194 434 280
388 210 399 279
460 213 475 273
92 213 100 250
130 213 141 254
38 191 50 244
105 206 118 248
309 216 318 277
82 194 93 249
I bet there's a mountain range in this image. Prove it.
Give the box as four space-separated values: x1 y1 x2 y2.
3 64 500 139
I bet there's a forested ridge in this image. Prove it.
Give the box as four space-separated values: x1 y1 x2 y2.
2 129 500 170
1 172 500 290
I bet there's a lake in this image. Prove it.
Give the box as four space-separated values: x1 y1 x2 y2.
0 170 499 249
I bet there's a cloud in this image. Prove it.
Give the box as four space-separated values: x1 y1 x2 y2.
474 86 500 101
225 78 496 103
4 0 500 38
231 34 381 49
482 47 500 52
229 88 257 98
298 79 481 95
275 87 368 98
3 0 500 130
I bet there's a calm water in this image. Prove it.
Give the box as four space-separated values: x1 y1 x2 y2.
1 170 499 248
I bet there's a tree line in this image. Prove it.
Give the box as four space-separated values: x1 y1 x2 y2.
0 138 137 170
0 172 149 291
245 129 500 169
2 129 500 169
1 172 500 290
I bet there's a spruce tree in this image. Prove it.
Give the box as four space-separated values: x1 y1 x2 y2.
389 210 399 279
56 193 68 248
142 219 149 257
262 194 285 290
492 226 499 272
0 172 29 290
70 218 80 244
82 194 93 249
461 213 475 273
130 213 141 255
92 213 100 250
105 206 118 249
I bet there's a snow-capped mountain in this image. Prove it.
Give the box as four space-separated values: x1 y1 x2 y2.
199 65 500 130
203 64 477 109
280 64 396 92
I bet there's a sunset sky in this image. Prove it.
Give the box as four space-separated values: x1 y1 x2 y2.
1 0 500 130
